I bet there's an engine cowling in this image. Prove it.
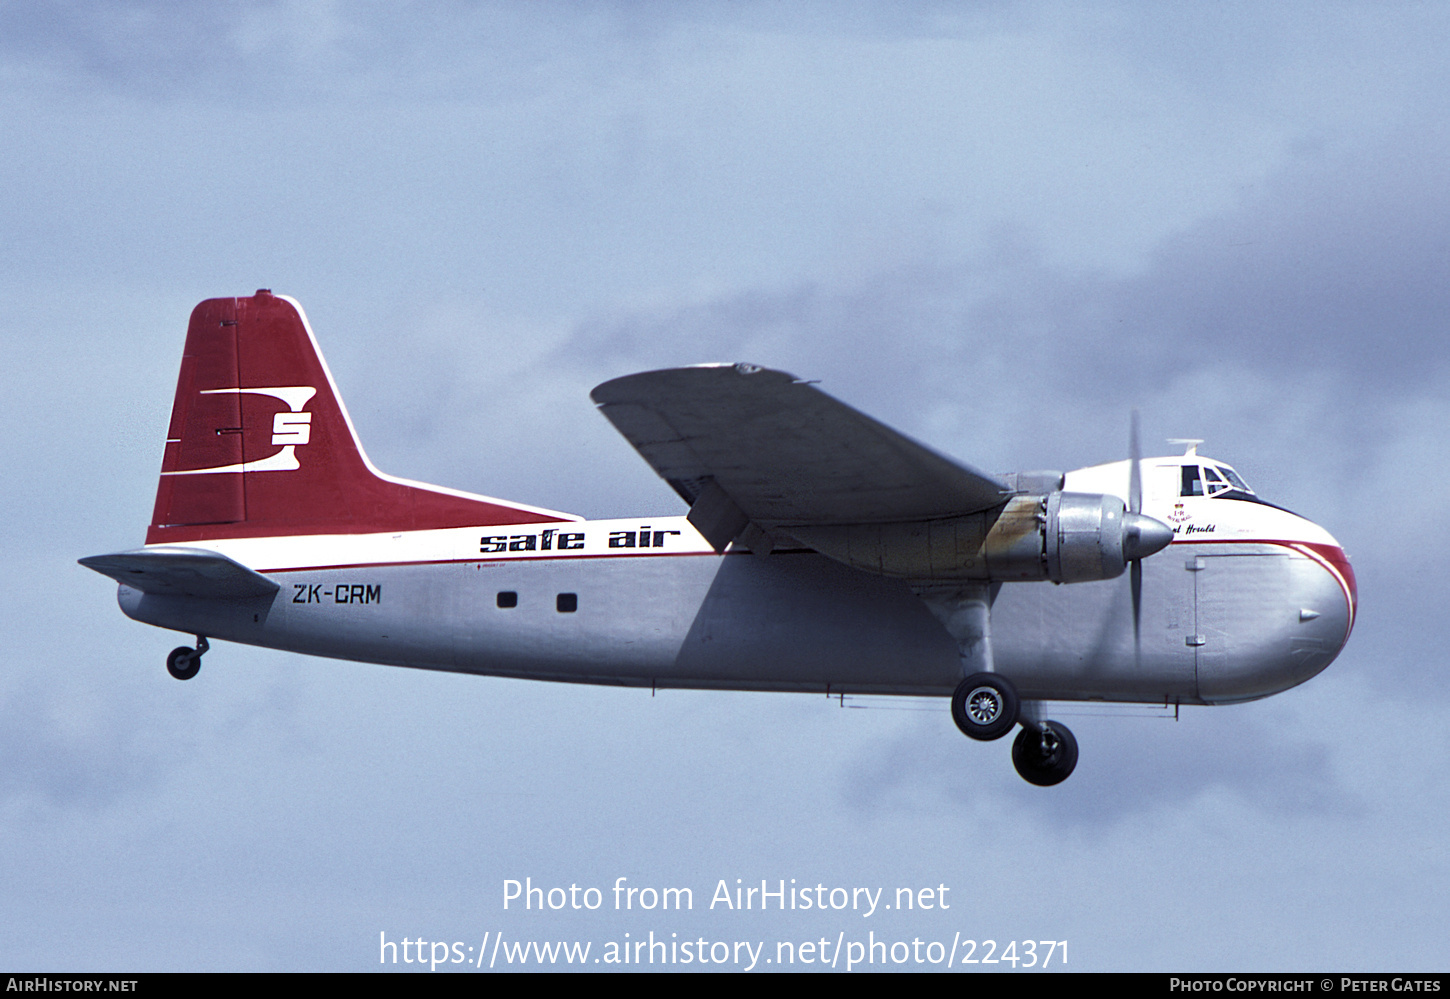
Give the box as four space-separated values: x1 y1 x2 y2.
1043 491 1172 583
785 491 1173 583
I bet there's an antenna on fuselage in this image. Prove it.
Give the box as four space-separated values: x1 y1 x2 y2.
1167 438 1203 457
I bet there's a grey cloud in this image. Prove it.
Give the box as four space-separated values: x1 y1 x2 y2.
566 127 1450 402
0 677 167 810
1103 144 1450 393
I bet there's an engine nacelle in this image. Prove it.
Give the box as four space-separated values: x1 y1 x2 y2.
786 491 1172 583
1047 491 1131 583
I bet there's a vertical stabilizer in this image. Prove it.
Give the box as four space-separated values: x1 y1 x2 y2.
147 290 577 544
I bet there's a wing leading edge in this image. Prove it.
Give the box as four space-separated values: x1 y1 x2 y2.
591 364 1011 550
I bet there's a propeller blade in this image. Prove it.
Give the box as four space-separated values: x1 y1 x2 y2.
1128 409 1147 664
1131 556 1142 662
1123 509 1172 665
1128 408 1142 516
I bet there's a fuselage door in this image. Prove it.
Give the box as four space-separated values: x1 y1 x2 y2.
1191 552 1297 703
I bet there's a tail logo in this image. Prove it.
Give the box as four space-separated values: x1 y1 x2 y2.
163 386 319 476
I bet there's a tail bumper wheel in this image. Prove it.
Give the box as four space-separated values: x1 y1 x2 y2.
166 647 200 681
950 673 1020 741
165 635 208 681
1012 721 1079 786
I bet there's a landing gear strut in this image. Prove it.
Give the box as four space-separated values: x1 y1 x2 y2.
166 635 208 681
951 673 1020 741
1011 720 1078 786
924 585 1076 783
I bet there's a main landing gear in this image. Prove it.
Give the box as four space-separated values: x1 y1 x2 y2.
166 635 208 681
924 588 1079 785
951 672 1019 741
950 673 1079 786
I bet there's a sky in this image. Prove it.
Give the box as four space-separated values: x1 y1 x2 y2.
2 1 1448 972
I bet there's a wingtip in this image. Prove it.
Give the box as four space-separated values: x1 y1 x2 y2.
591 364 801 405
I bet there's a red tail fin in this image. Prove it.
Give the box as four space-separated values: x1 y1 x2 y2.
147 290 576 544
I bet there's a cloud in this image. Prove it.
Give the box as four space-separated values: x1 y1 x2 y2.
0 679 165 811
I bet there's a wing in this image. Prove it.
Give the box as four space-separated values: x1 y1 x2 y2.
591 364 1011 549
79 547 280 599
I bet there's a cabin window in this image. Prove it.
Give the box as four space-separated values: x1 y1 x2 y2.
1180 465 1203 497
556 593 578 613
497 591 518 608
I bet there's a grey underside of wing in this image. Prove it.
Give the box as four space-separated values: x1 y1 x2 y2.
590 365 1011 527
79 547 279 599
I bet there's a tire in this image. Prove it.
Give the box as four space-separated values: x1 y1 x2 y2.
1012 721 1078 786
950 673 1019 741
166 646 200 681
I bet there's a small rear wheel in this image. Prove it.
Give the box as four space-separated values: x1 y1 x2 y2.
166 646 200 681
950 673 1019 741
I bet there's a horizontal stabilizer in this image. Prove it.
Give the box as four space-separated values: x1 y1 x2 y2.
79 547 279 599
592 365 1012 532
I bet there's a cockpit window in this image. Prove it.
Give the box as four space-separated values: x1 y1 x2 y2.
1182 463 1257 500
1220 466 1253 494
1180 465 1203 497
1203 466 1233 497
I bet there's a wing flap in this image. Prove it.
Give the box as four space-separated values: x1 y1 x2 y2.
79 547 279 599
592 365 1011 530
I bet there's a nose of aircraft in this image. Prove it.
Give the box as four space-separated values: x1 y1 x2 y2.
1286 545 1355 680
1194 520 1355 704
1304 536 1357 638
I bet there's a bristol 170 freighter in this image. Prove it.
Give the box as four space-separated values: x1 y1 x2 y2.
81 291 1356 784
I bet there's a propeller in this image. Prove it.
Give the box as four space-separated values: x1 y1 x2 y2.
1120 410 1173 663
1128 410 1143 656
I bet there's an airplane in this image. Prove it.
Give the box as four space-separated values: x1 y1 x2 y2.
80 290 1356 785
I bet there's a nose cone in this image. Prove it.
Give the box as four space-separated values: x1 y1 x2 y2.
1308 540 1357 635
1123 513 1174 562
1195 532 1356 704
1286 552 1354 679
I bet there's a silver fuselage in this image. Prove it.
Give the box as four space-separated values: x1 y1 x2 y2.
116 478 1355 707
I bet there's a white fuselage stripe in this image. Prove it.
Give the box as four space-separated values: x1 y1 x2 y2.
176 515 714 573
